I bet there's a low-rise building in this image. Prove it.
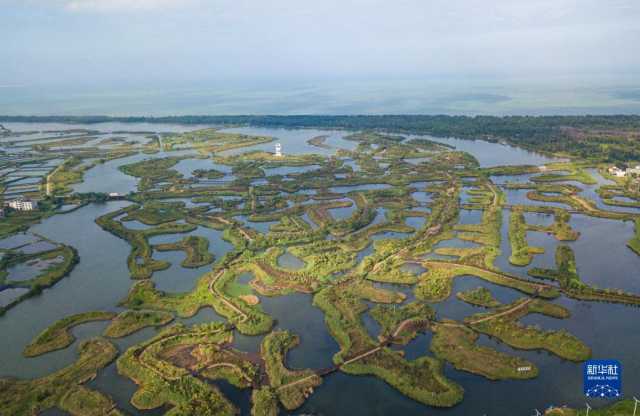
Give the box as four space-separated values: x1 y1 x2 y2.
608 166 626 177
626 166 640 176
6 198 38 211
608 164 640 178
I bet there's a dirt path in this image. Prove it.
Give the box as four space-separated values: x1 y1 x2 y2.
45 160 67 196
391 318 422 338
202 362 253 384
214 216 254 241
467 298 533 325
214 216 232 225
433 321 465 329
340 317 418 368
275 286 534 391
208 269 249 322
415 260 552 294
488 182 500 207
569 194 598 213
237 228 253 241
276 373 321 391
341 345 384 367
137 327 228 381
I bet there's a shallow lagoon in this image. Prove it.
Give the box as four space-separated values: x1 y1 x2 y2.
218 126 356 156
406 134 559 167
71 154 142 194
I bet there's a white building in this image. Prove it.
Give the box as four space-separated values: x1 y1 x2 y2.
6 199 38 211
274 143 283 157
608 166 627 177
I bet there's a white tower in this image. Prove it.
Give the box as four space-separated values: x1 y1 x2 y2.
275 143 283 157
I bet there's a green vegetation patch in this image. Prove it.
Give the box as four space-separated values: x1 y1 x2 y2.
456 287 501 308
369 301 434 344
242 249 327 295
122 201 186 225
466 299 590 362
0 210 46 240
116 322 237 415
431 323 538 380
1 339 118 415
529 245 640 306
103 310 174 338
24 311 116 357
288 240 358 277
308 135 331 149
313 277 463 408
162 129 273 154
532 165 597 185
154 235 214 268
48 156 96 195
121 268 273 335
508 208 544 266
96 205 197 279
119 157 183 191
406 137 454 151
119 157 180 178
262 330 322 410
0 244 79 315
341 348 464 407
59 385 125 416
193 168 225 179
251 387 279 416
416 261 559 302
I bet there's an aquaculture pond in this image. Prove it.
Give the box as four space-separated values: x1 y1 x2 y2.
5 256 64 282
0 201 134 378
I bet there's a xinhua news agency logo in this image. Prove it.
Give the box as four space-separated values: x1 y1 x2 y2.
583 360 622 398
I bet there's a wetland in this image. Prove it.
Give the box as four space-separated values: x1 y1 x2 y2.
0 120 639 416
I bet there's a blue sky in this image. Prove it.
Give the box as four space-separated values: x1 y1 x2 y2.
1 1 640 115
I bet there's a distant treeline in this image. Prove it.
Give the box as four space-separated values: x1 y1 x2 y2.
3 114 640 161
